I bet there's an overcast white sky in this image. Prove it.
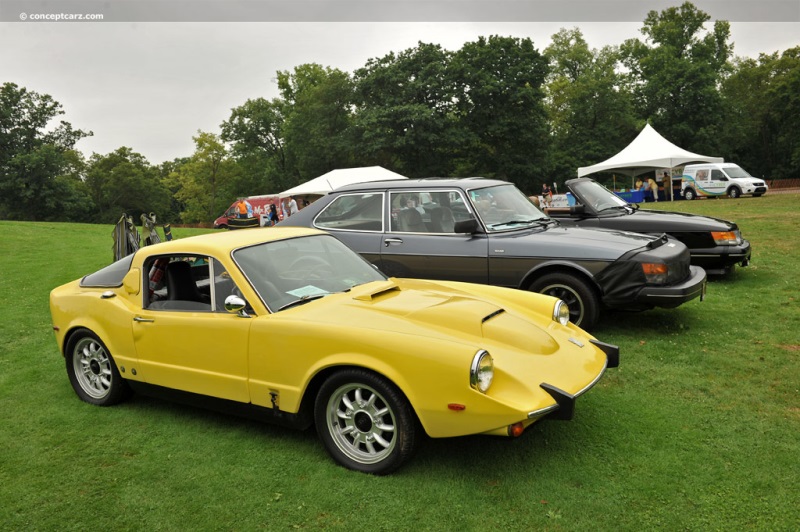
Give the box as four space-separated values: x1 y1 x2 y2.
1 1 798 164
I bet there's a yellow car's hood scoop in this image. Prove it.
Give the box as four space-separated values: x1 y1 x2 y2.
346 281 558 352
351 280 401 301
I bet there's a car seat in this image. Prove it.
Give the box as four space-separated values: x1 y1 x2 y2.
397 209 428 232
428 207 455 232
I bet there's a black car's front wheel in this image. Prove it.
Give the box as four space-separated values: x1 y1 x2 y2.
528 272 599 331
65 329 130 406
315 369 418 475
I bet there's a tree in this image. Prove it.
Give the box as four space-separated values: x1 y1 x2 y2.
0 82 92 220
172 131 240 224
721 48 800 180
221 97 289 192
450 35 551 193
352 42 461 177
545 28 638 182
84 147 171 224
276 64 356 183
620 2 732 154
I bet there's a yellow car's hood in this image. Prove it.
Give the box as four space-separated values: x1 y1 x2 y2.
280 279 559 353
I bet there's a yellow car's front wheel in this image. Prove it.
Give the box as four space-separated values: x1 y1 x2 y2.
315 369 418 475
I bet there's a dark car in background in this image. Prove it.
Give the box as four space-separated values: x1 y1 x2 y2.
546 178 751 275
280 178 707 330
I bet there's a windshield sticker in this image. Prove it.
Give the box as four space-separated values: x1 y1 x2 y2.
286 285 329 298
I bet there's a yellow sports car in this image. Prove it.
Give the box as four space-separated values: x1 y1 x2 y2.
50 228 619 474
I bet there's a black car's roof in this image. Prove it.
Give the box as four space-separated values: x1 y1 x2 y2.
333 177 511 194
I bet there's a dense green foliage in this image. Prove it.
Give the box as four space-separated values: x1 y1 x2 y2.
1 194 798 529
2 2 799 224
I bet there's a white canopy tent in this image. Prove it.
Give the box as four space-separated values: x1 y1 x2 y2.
279 166 407 197
577 124 723 178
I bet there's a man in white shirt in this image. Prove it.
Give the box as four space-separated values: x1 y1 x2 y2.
287 196 299 216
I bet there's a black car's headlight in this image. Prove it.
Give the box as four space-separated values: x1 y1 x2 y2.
641 262 668 284
553 300 570 325
470 350 494 393
712 231 741 245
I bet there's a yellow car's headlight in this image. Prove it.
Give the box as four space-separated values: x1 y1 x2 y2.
470 350 494 393
553 299 570 325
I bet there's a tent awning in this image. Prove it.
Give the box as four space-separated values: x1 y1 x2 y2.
279 166 407 197
577 124 723 177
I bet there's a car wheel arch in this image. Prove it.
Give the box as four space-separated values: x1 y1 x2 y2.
519 262 601 294
520 264 602 330
300 364 427 434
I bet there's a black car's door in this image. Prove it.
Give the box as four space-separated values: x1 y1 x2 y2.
379 190 489 283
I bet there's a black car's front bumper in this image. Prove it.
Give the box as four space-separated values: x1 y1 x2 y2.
690 240 751 275
635 265 707 308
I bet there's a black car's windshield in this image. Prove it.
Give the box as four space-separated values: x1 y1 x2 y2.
233 234 386 312
571 180 630 212
468 184 548 232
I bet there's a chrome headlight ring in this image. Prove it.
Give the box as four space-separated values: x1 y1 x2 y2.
470 350 494 393
553 299 570 325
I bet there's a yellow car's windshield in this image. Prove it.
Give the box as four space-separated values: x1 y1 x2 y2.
233 234 387 311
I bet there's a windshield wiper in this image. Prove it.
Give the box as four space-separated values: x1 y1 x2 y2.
488 219 538 228
277 293 327 311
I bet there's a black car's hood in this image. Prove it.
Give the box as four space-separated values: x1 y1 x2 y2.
589 208 737 233
489 224 664 261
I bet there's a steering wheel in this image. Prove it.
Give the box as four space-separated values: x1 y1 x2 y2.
287 256 334 280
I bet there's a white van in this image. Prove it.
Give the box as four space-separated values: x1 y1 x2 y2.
681 163 768 200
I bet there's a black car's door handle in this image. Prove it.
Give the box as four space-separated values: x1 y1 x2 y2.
384 238 404 247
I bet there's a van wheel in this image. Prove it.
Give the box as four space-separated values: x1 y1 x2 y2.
528 273 599 331
684 188 696 201
728 187 741 199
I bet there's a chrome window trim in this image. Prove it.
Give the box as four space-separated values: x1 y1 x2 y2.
312 192 386 233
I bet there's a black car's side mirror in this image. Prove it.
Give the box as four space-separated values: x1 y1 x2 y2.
454 217 480 234
570 204 585 215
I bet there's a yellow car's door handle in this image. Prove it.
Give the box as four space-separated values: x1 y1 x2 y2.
133 316 155 323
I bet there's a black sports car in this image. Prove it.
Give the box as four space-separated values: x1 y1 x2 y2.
279 178 706 331
546 178 751 275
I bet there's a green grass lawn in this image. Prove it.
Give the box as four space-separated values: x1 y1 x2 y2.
1 196 798 530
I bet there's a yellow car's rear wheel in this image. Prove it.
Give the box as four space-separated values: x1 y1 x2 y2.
315 369 418 475
65 329 130 406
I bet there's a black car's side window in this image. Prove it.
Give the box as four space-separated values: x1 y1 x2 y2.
389 190 459 233
314 193 383 232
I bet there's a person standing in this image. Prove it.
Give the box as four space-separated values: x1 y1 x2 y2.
288 195 299 216
268 203 280 226
236 198 248 218
648 178 659 202
541 183 553 207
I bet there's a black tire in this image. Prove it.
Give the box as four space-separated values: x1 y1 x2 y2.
314 369 418 475
65 329 130 406
728 187 741 199
528 272 599 331
753 193 762 198
684 188 696 201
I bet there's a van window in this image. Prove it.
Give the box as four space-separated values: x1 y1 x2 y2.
724 166 753 179
711 169 727 180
